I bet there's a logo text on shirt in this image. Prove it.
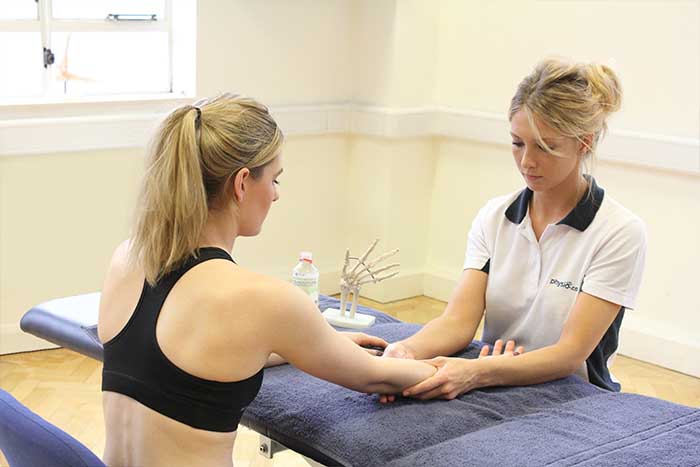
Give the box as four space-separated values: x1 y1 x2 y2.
549 278 579 292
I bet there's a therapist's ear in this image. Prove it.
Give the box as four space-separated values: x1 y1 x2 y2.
231 168 251 203
578 134 594 157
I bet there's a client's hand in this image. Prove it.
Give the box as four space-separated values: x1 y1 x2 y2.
340 332 388 355
378 342 416 404
402 340 525 401
382 341 416 360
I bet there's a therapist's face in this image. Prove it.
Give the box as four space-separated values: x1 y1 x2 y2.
510 110 582 194
233 154 283 237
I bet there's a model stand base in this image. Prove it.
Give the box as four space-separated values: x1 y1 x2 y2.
322 308 376 330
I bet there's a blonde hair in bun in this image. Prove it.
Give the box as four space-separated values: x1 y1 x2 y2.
509 57 622 165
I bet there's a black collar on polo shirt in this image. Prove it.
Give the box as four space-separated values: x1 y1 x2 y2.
505 176 605 232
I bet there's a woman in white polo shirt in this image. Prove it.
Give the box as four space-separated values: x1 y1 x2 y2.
381 58 647 401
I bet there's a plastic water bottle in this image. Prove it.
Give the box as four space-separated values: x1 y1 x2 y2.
292 251 319 306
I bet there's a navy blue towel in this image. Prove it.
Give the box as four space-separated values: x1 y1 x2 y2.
242 296 700 466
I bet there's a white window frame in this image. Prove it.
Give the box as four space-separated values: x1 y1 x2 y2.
0 0 196 156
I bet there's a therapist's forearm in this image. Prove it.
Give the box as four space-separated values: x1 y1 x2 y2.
399 269 486 359
401 314 479 360
477 344 581 388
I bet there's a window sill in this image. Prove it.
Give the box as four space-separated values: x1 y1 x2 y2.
0 93 194 156
0 93 194 120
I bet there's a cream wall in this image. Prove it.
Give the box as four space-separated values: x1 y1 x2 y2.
233 135 351 281
1 1 698 376
344 137 437 302
197 0 353 104
433 0 700 138
0 148 143 353
351 0 438 107
425 140 522 282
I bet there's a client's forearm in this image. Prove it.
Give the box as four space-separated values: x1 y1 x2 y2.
478 345 581 388
365 357 436 394
402 315 478 359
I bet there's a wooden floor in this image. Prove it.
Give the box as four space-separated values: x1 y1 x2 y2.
1 295 698 466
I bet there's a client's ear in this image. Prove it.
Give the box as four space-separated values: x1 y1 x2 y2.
231 168 251 203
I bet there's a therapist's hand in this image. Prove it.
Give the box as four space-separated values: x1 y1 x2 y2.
401 357 481 400
340 332 388 355
478 339 525 359
403 340 525 400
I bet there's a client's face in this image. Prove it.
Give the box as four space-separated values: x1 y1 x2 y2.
237 155 283 237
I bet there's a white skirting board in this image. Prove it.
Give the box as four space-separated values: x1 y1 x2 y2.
618 316 700 378
0 324 59 355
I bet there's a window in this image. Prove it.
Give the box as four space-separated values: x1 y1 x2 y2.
0 0 195 101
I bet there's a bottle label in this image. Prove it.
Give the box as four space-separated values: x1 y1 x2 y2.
291 276 317 287
292 275 319 306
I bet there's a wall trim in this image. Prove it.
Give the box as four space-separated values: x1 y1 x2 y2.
347 105 700 174
0 114 163 156
1 104 698 174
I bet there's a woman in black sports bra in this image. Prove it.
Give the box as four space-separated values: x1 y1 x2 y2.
97 94 436 467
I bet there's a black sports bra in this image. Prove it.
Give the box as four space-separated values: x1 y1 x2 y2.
102 247 263 432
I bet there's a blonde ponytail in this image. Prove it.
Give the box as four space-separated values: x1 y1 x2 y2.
130 94 283 285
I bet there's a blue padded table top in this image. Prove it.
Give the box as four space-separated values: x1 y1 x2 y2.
20 292 103 361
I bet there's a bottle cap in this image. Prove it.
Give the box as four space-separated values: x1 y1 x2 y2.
299 251 313 263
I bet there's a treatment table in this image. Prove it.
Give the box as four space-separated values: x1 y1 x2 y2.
20 294 700 466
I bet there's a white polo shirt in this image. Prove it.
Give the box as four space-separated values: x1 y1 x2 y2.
464 178 647 391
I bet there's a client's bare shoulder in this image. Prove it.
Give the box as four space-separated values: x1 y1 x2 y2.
206 266 312 328
98 240 144 343
214 266 301 312
181 264 308 358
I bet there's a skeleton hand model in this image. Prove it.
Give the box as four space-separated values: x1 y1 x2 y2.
339 239 399 319
323 240 399 329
